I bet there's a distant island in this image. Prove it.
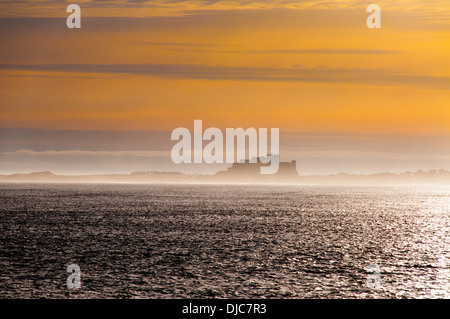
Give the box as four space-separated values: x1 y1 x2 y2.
0 159 449 185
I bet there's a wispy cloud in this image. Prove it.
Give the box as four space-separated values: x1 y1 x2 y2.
0 0 449 18
135 41 401 55
161 47 402 55
242 49 401 55
0 128 171 152
0 149 169 157
133 42 216 48
1 63 448 89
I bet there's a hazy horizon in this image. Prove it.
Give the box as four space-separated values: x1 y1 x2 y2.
0 127 449 175
1 0 449 177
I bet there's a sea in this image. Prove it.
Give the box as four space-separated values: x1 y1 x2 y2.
0 183 449 298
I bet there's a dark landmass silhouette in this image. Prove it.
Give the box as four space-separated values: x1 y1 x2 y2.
0 160 449 185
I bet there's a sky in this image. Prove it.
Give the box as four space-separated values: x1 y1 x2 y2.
0 0 449 175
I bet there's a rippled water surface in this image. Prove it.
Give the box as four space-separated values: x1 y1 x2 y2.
1 183 449 298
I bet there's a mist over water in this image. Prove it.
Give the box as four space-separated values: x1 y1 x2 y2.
1 183 449 298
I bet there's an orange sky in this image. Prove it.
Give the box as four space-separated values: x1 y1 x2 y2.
0 1 449 174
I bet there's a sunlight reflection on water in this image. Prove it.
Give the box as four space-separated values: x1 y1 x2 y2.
0 184 449 298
